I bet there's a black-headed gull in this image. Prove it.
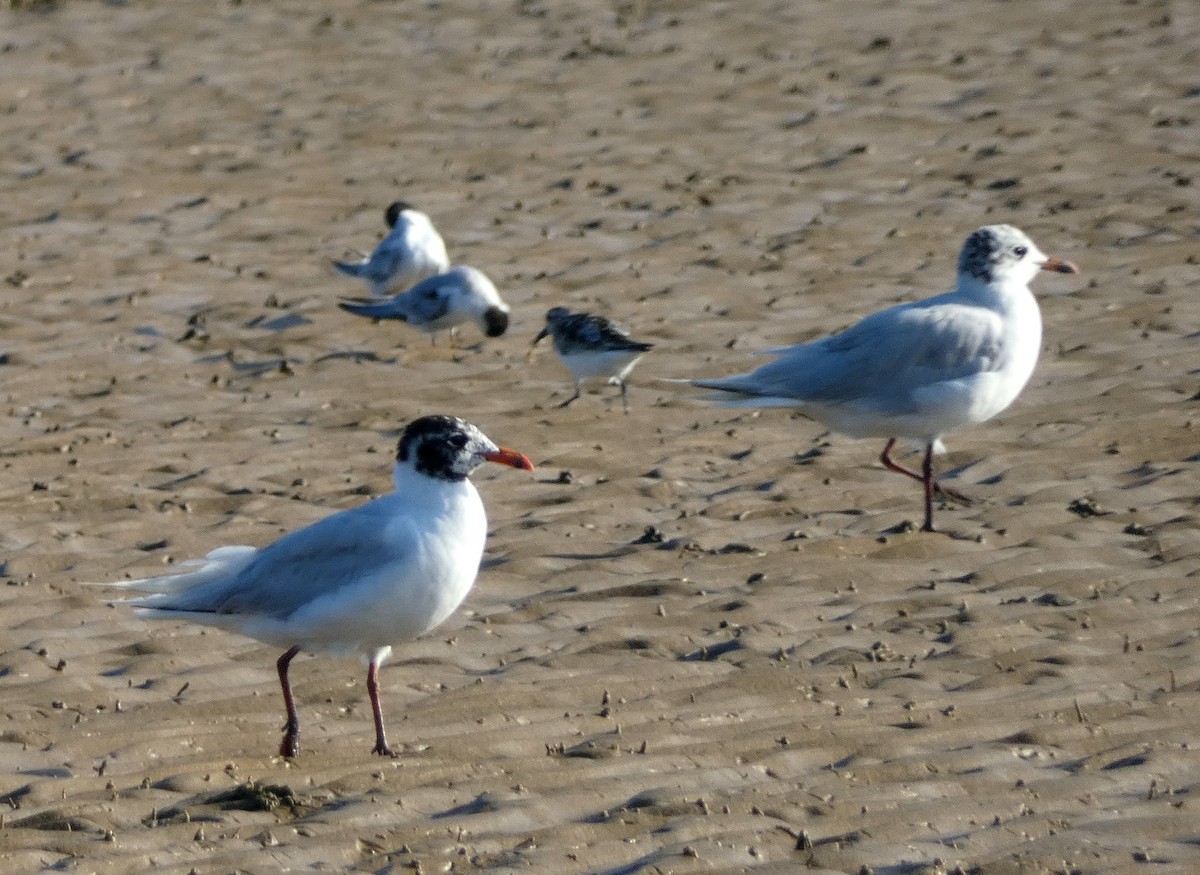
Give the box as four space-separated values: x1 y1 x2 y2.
107 415 534 757
333 201 450 297
689 224 1078 532
533 306 654 413
339 265 511 344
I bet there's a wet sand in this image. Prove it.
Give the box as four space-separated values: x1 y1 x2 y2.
1 1 1198 872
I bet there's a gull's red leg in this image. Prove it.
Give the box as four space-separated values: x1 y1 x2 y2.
879 439 971 530
367 659 396 757
276 645 303 758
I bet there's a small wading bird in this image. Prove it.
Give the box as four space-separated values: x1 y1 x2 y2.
105 416 533 757
533 306 654 413
688 224 1078 532
339 265 511 344
333 200 450 297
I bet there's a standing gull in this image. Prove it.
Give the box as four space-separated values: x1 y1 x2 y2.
105 416 534 758
333 200 450 297
533 306 654 413
339 265 511 344
689 224 1078 531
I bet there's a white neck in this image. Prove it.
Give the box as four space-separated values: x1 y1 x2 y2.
391 462 473 508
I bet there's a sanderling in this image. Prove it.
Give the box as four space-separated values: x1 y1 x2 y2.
533 306 653 413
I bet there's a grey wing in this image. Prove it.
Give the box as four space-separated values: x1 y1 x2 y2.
393 275 453 324
721 301 1005 403
362 238 412 287
143 504 415 621
338 297 404 319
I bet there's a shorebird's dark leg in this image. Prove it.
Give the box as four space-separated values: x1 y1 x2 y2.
366 659 396 757
619 379 630 414
276 645 303 758
879 439 972 530
557 381 582 408
921 443 936 532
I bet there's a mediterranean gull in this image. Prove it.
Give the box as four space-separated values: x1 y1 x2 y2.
106 415 534 757
333 200 450 297
689 224 1078 532
339 265 511 344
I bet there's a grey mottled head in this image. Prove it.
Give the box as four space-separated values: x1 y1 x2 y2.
957 225 1038 284
396 415 533 481
956 224 1077 286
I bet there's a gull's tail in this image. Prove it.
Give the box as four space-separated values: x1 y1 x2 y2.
683 376 801 409
333 259 368 280
102 545 258 612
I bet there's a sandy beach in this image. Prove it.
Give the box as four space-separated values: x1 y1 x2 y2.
1 0 1198 872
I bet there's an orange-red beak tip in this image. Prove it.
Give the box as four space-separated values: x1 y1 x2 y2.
1042 256 1079 275
485 448 535 471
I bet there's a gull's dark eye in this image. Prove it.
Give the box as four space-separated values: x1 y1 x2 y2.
446 433 468 450
1013 245 1028 257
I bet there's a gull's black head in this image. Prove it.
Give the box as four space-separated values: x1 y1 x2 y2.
396 415 533 481
483 306 510 338
384 201 416 229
